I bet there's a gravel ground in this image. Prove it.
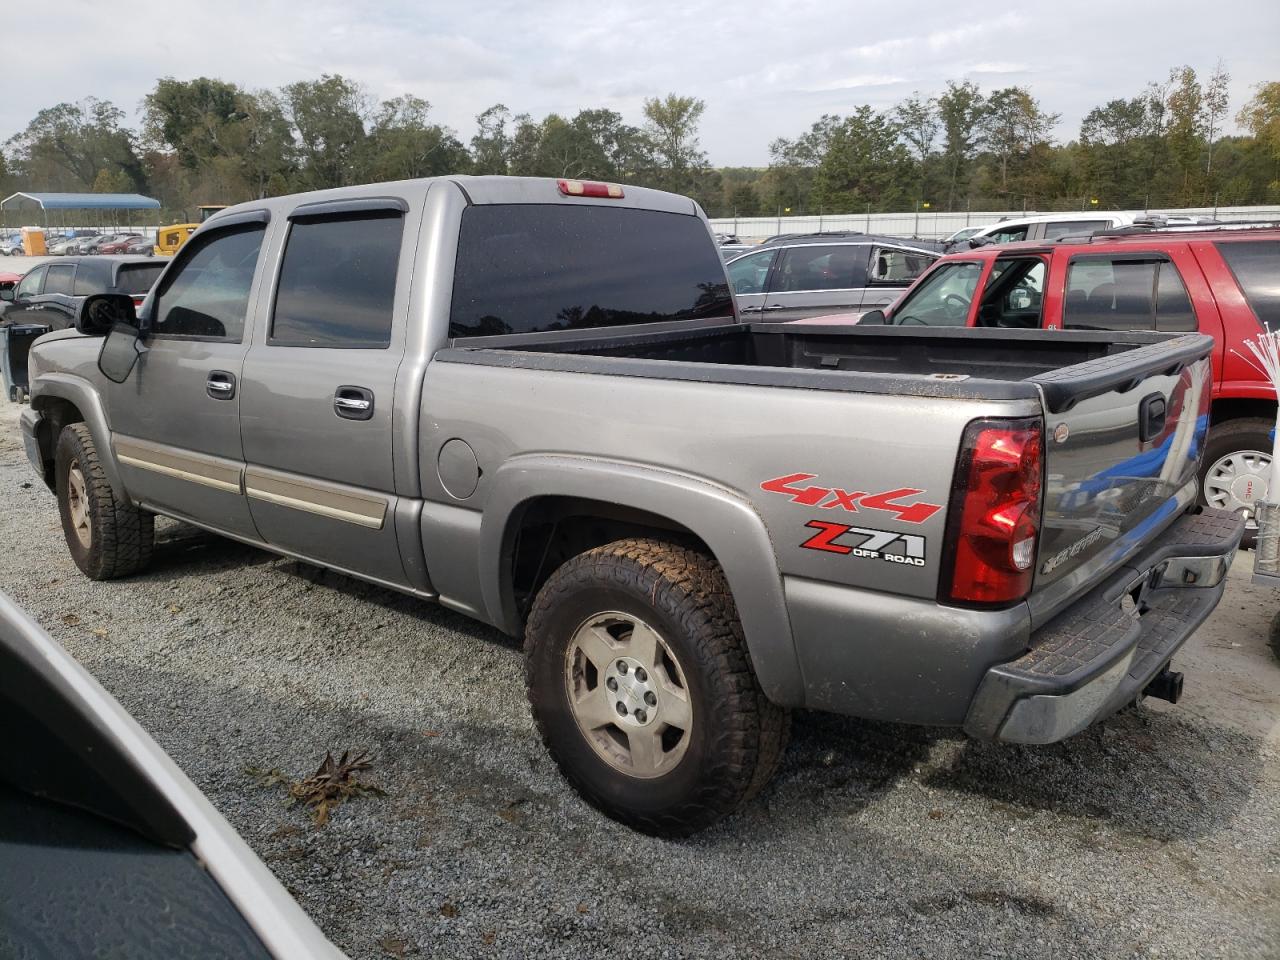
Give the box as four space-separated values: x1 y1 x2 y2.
1 399 1277 960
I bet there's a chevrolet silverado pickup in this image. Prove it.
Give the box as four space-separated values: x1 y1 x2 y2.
19 176 1243 835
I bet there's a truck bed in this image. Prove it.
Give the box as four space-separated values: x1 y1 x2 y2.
439 322 1212 413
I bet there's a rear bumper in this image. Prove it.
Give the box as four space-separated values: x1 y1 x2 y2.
964 508 1244 744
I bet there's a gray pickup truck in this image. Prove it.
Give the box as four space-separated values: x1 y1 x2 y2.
19 176 1243 835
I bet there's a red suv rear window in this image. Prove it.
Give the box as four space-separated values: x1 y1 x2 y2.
1215 240 1280 329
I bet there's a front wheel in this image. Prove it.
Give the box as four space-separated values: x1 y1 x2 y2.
1198 417 1273 549
525 538 789 836
55 424 154 580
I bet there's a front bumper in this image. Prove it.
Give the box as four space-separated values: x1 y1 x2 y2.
965 507 1245 744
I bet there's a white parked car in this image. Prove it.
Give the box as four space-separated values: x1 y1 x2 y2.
943 212 1140 250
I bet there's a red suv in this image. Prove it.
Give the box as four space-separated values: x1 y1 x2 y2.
854 225 1279 540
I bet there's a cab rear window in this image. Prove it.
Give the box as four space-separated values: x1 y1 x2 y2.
1215 240 1280 329
449 205 731 338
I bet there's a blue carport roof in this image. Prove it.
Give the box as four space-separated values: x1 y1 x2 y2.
1 192 161 210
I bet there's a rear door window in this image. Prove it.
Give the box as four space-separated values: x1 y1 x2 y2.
1154 262 1196 332
449 205 731 338
271 213 404 348
43 264 76 295
772 246 867 292
1215 240 1280 329
1063 257 1159 331
116 263 165 296
726 249 777 296
868 247 933 285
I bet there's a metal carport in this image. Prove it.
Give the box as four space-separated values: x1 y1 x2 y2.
0 192 161 231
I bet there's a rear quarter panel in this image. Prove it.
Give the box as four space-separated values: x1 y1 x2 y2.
418 361 1040 601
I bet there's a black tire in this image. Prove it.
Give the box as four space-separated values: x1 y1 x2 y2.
55 423 154 580
525 538 789 836
1197 417 1274 550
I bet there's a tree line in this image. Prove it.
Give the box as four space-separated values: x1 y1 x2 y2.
1 65 1277 224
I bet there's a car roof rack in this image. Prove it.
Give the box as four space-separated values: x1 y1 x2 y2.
1092 219 1280 239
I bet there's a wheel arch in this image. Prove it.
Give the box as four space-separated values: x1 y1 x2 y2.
479 455 805 707
32 375 122 495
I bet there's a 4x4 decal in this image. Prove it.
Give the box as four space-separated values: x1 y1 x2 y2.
760 473 941 524
801 521 926 566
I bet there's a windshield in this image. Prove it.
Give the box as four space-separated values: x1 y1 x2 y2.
888 261 983 326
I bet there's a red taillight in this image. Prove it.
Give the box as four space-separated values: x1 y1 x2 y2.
557 178 624 199
941 417 1043 606
132 296 145 308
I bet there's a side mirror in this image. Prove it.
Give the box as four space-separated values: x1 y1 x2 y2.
858 309 887 325
76 293 136 337
968 236 993 249
97 323 146 384
0 287 12 302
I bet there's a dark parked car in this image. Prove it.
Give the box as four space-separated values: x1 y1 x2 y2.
726 232 939 320
3 256 165 329
123 237 156 256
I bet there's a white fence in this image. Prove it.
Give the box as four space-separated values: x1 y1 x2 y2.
709 205 1280 242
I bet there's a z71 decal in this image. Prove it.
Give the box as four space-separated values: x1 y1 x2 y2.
800 521 926 566
760 473 942 524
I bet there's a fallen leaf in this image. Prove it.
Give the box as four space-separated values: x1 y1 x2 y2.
168 604 183 614
928 809 945 820
440 901 458 918
481 931 496 945
576 902 590 914
421 730 441 738
61 614 81 626
91 628 108 638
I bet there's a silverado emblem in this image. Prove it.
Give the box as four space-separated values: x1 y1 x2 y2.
760 474 942 524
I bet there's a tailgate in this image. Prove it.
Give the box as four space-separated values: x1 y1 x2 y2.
1028 334 1214 625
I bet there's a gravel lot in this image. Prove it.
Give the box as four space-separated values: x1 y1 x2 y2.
1 398 1277 959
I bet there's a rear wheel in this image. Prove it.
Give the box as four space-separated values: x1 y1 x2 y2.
55 424 154 580
1198 418 1273 548
525 538 789 836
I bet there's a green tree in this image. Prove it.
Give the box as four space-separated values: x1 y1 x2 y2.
894 92 939 200
936 80 987 208
143 77 243 170
812 107 911 212
642 94 707 184
281 74 369 189
980 87 1059 199
471 104 513 175
365 95 468 181
7 98 147 193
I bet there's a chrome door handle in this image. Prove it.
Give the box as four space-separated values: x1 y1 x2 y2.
761 305 785 311
206 370 236 400
334 385 375 421
739 305 762 313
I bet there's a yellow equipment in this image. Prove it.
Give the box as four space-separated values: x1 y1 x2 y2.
154 204 228 256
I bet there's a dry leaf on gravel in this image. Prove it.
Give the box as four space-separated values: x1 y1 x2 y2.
288 750 386 826
378 937 408 958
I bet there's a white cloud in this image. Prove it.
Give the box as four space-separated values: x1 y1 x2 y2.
6 0 1279 166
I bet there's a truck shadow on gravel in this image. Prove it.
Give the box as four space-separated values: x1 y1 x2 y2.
919 709 1264 842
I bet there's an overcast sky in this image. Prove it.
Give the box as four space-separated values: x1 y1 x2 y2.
13 0 1279 167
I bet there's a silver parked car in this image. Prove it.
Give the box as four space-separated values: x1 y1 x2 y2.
726 233 938 321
